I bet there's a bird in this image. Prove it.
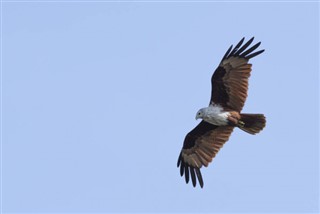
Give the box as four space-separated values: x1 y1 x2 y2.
177 37 266 188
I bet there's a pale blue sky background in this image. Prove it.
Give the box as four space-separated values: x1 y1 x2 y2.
1 1 319 213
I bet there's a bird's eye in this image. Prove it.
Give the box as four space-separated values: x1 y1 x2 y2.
198 112 201 115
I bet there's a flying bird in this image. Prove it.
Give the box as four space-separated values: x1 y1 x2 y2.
177 37 266 188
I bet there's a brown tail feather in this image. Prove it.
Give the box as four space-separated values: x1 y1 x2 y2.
238 114 266 135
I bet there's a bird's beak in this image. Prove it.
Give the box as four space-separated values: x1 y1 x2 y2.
195 115 199 120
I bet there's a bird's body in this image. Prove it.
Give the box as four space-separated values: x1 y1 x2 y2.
177 37 266 188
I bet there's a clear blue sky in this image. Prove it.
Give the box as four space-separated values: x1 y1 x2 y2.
2 1 319 213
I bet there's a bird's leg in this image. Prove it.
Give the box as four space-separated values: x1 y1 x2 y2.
238 121 245 128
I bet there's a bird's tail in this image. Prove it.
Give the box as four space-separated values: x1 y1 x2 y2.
237 114 266 135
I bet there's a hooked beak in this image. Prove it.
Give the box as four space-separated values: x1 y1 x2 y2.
195 115 200 120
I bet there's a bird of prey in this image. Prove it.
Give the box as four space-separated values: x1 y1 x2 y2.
177 37 266 188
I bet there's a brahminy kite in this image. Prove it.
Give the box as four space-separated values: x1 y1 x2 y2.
177 37 266 188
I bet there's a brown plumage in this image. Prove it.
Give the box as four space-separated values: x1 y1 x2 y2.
238 114 266 134
177 37 266 188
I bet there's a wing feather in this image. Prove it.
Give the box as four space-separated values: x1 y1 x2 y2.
190 166 197 187
178 121 234 188
194 150 208 166
221 45 233 61
228 37 245 56
210 37 264 111
246 49 265 59
240 42 261 57
184 164 190 183
180 160 184 176
195 168 204 188
234 37 254 56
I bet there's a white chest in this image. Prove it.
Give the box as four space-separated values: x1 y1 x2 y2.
203 105 230 126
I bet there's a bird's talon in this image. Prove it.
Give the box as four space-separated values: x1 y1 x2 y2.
238 121 245 127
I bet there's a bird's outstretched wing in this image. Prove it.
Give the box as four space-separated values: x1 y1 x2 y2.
210 37 264 112
177 121 234 188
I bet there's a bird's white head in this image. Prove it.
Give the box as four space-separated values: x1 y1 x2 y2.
195 108 206 120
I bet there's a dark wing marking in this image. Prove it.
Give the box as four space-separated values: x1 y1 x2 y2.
210 37 264 111
177 121 234 188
